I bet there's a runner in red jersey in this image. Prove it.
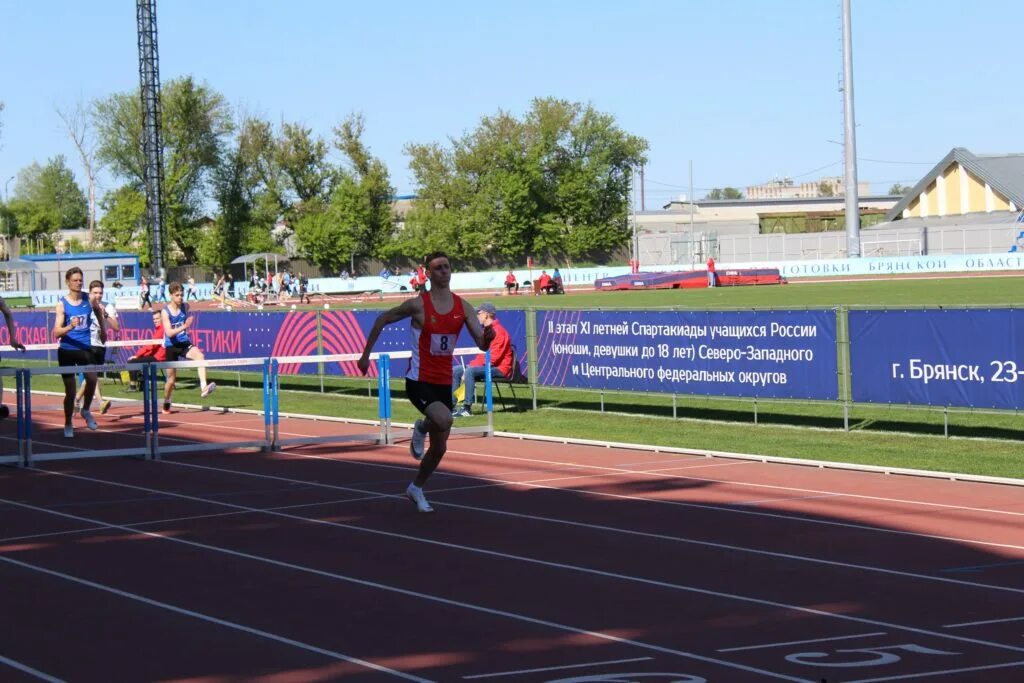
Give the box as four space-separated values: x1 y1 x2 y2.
358 251 494 512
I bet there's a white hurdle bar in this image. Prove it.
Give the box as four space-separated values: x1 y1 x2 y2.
21 362 156 464
148 357 272 459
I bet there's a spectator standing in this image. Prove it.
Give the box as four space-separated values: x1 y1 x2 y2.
139 276 152 310
706 256 716 288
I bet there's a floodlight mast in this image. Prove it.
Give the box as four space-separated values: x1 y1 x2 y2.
841 0 861 258
137 0 165 275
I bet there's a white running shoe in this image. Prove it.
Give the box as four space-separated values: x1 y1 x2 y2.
409 420 426 461
81 409 98 431
405 483 434 513
63 425 74 439
201 382 217 398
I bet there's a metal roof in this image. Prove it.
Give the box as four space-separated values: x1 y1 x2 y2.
885 147 1024 221
19 252 137 262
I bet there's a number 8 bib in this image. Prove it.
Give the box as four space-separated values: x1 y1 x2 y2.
430 334 453 355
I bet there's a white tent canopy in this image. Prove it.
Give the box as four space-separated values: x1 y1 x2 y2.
230 252 282 283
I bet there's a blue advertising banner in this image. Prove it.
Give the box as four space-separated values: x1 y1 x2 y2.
4 311 52 361
849 309 1024 409
111 311 288 365
319 309 528 379
536 309 838 399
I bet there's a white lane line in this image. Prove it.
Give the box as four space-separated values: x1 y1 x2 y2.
944 615 1024 629
0 554 428 682
736 494 841 506
275 447 1024 553
0 654 65 683
170 458 1024 596
462 657 653 679
847 660 1024 682
0 495 813 683
439 445 1024 518
18 468 1024 659
717 631 887 652
0 468 641 546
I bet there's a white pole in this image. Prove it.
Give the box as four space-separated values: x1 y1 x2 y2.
689 160 695 267
841 0 861 257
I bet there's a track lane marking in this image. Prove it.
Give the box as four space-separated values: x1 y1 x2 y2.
0 654 64 683
0 554 428 682
166 458 1024 595
461 657 653 679
13 468 1024 661
0 493 814 683
717 632 887 652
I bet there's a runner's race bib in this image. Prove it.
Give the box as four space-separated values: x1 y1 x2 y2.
430 334 454 356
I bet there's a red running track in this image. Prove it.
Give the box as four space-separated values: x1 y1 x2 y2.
1 400 1023 682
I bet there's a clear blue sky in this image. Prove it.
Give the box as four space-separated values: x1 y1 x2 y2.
1 0 1021 208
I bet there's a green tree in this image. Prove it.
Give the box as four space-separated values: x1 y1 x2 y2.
889 182 911 196
704 187 744 200
329 113 396 263
292 200 357 273
8 156 88 239
818 181 836 197
276 122 333 210
403 97 647 264
93 76 233 263
96 186 148 264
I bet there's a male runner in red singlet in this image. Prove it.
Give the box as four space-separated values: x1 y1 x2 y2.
358 251 495 512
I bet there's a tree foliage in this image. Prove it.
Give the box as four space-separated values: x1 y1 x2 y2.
888 182 911 196
8 156 87 240
704 187 744 200
817 181 836 197
96 186 148 264
402 98 647 265
93 76 233 263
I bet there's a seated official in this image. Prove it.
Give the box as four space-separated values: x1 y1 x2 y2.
126 310 167 390
537 270 557 295
551 268 565 294
452 302 513 417
504 269 519 295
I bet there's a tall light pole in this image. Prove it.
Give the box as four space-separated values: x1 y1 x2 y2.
841 0 861 257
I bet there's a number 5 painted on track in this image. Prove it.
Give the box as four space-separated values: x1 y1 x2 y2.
785 643 959 668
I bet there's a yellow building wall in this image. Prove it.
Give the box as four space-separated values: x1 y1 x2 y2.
991 191 1010 211
925 180 939 216
906 196 921 217
943 165 961 215
966 170 987 212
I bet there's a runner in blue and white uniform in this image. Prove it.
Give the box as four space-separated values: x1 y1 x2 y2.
74 280 120 416
53 267 105 438
160 282 216 413
0 293 26 420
